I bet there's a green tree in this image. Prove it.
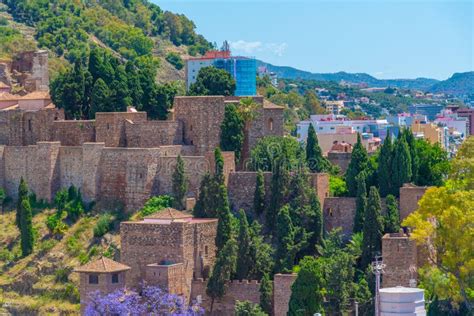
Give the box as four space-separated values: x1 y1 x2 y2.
306 124 332 173
235 300 267 316
189 66 236 96
90 78 111 117
0 188 6 214
172 155 188 210
193 173 217 218
288 256 325 316
275 205 307 273
236 210 252 280
353 171 367 233
384 194 400 234
206 238 238 311
165 52 184 70
214 147 225 183
414 139 449 187
304 91 326 115
20 198 34 256
360 186 384 269
377 133 393 197
16 177 28 229
215 184 233 251
391 137 412 197
220 104 244 161
259 273 273 315
250 136 304 172
267 158 289 231
345 133 369 196
248 221 274 279
253 169 265 216
403 128 418 182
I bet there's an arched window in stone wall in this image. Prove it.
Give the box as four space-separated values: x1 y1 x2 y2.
268 118 273 131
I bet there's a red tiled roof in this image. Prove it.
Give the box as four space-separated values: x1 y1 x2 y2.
144 208 193 220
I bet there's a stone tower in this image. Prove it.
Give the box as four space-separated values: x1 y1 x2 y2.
74 257 131 314
382 232 418 288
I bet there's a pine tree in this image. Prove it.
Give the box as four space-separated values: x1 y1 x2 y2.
20 198 34 257
306 124 331 173
207 238 237 312
172 155 188 210
345 133 369 196
288 256 325 316
16 177 28 229
353 171 367 233
391 137 412 197
220 104 245 162
215 183 232 251
90 78 111 117
384 194 400 233
235 210 252 280
361 186 384 269
253 169 265 216
267 158 289 231
377 133 393 197
259 273 273 315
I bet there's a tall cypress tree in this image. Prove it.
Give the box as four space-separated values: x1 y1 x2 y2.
16 177 28 229
391 137 412 197
259 273 273 315
345 133 369 196
361 186 384 269
403 128 418 183
215 183 232 251
206 238 237 312
308 191 324 249
306 124 331 173
214 147 225 184
384 194 400 234
90 78 111 117
20 198 34 257
172 155 188 210
193 173 215 218
267 158 289 231
377 133 393 197
253 169 265 216
275 205 300 273
235 210 252 280
353 171 367 233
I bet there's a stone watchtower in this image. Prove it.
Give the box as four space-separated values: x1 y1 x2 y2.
120 208 218 302
74 257 131 314
382 232 418 288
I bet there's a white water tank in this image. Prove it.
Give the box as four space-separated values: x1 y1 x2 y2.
380 286 426 316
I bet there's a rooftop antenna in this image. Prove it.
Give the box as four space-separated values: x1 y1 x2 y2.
371 255 386 316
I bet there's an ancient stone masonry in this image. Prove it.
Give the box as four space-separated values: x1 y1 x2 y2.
10 50 49 92
399 184 428 220
382 233 419 288
227 171 329 217
120 215 218 302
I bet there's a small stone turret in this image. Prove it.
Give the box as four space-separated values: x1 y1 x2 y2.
74 257 131 314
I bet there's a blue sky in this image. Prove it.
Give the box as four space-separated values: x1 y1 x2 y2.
154 0 473 80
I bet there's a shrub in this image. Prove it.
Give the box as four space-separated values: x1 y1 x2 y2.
64 283 80 303
38 239 58 254
54 267 71 283
93 213 114 237
65 235 81 256
165 52 184 70
137 195 173 219
0 248 15 263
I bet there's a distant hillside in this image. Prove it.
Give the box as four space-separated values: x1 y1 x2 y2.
428 72 474 95
257 60 439 91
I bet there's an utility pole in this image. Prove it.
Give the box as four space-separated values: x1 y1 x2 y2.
371 255 385 316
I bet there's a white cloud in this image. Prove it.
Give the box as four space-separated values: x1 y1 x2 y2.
229 40 288 57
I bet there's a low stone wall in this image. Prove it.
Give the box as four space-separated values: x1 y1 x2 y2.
52 120 96 146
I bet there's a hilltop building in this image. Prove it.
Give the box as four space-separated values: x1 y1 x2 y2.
185 49 257 96
408 103 444 121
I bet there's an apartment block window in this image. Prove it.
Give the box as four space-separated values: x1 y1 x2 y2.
112 273 119 284
89 274 99 284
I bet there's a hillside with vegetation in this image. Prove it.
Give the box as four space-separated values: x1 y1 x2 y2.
257 60 440 91
0 0 211 82
428 71 474 95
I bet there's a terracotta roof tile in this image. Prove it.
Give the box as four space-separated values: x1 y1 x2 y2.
74 257 131 273
20 91 50 100
263 100 284 109
0 93 20 101
144 207 193 220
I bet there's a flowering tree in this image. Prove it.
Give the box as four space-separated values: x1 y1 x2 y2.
84 286 204 316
